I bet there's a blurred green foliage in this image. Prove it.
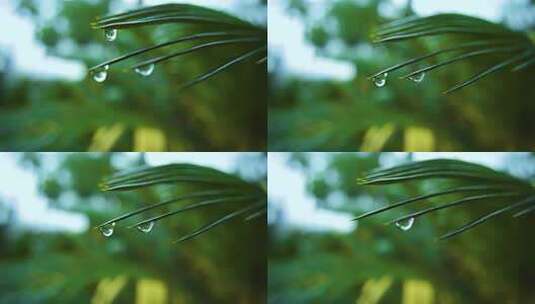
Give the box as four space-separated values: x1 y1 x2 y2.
269 0 535 151
0 153 266 303
0 0 266 151
269 152 535 304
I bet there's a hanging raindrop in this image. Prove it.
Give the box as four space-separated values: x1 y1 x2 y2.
134 64 155 77
99 222 116 237
395 217 414 231
92 65 109 83
408 72 425 83
136 221 155 233
373 73 387 87
105 29 118 42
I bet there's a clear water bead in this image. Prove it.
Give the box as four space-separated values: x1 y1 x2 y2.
136 221 155 233
105 29 117 42
409 72 425 83
134 64 155 77
373 73 387 87
92 66 108 83
99 222 116 237
395 217 414 231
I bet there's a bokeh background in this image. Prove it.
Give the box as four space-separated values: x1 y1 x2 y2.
0 0 266 151
268 152 535 303
268 0 535 151
0 152 266 303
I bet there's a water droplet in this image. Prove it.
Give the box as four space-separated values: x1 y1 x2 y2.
395 217 414 231
134 64 155 77
99 222 115 237
408 72 425 83
91 66 108 83
136 221 155 233
373 73 387 87
105 29 117 42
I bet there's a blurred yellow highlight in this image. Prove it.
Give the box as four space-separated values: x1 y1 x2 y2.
402 280 435 304
136 279 168 304
91 276 128 304
528 31 535 44
360 124 396 152
404 127 435 151
356 276 393 304
134 127 167 151
89 124 125 152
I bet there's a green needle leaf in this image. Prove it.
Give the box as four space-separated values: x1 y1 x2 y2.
440 195 535 240
173 201 264 244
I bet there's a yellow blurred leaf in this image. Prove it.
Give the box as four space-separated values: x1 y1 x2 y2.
402 280 435 304
356 276 393 304
360 124 396 152
88 124 125 152
134 127 167 151
404 127 435 151
528 31 535 44
136 278 168 304
91 276 128 304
